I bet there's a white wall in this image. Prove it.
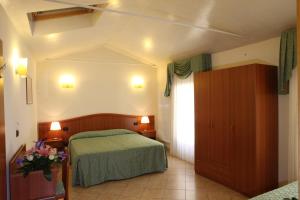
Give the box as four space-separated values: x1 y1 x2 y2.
157 63 171 143
0 5 37 198
36 47 158 123
157 37 289 183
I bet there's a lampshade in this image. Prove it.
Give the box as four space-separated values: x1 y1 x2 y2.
16 58 28 78
141 116 150 124
50 121 61 131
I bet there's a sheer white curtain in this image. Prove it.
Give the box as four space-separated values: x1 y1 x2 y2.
171 74 195 163
288 68 298 181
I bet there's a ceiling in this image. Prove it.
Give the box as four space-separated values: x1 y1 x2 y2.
0 0 296 66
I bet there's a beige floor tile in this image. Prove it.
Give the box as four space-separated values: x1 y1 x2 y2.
104 184 127 195
207 190 233 200
164 181 185 190
230 194 248 200
185 181 207 191
147 182 168 189
118 196 140 200
70 192 81 200
97 193 120 200
164 168 186 175
142 188 164 199
120 186 145 198
167 174 186 181
162 189 185 200
83 184 108 195
78 192 100 200
127 177 150 188
185 168 196 176
186 190 209 200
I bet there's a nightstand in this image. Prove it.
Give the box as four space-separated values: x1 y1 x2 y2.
138 130 156 139
44 138 67 151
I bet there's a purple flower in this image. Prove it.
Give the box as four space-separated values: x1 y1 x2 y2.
58 151 67 161
16 158 24 166
35 140 45 149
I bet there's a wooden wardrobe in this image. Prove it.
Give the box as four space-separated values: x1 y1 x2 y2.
194 64 278 197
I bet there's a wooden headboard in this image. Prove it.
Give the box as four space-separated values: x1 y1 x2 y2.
38 113 155 141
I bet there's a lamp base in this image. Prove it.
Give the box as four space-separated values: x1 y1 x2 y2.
47 137 63 141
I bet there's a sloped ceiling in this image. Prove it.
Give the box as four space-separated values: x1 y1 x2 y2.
0 0 296 66
44 45 154 66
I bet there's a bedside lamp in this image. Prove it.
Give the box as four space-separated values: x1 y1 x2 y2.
50 121 61 131
49 121 61 140
141 116 149 131
141 116 150 124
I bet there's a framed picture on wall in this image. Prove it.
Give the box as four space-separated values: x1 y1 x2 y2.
26 76 33 104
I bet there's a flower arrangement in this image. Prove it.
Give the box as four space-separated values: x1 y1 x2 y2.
16 140 67 181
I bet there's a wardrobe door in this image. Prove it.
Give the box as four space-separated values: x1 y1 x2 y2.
209 69 234 186
254 65 278 195
194 71 210 171
230 66 256 196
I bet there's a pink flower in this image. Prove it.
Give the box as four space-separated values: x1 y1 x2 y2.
37 147 49 156
49 148 57 156
26 147 36 155
45 145 51 150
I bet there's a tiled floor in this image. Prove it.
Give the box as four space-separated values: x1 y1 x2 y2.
69 156 247 200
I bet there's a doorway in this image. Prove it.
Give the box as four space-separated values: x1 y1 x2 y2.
0 40 6 200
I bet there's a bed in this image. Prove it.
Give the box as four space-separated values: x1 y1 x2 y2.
250 181 298 200
38 113 167 187
69 129 167 187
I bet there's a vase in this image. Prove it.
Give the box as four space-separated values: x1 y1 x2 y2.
11 167 58 200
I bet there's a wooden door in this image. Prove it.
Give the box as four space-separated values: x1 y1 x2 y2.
254 65 278 195
230 66 256 196
194 71 211 171
0 42 6 200
209 69 234 186
194 69 234 186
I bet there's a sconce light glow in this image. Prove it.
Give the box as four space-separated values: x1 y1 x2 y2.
59 74 75 88
143 38 153 50
46 33 59 41
131 76 144 89
16 58 28 78
110 0 120 8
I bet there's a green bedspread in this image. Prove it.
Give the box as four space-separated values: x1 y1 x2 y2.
250 181 298 200
69 129 167 187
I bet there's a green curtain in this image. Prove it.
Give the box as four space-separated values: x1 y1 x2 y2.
278 28 297 94
164 54 212 97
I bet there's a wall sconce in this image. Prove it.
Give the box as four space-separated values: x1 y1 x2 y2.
131 76 144 88
59 74 75 88
16 58 28 78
